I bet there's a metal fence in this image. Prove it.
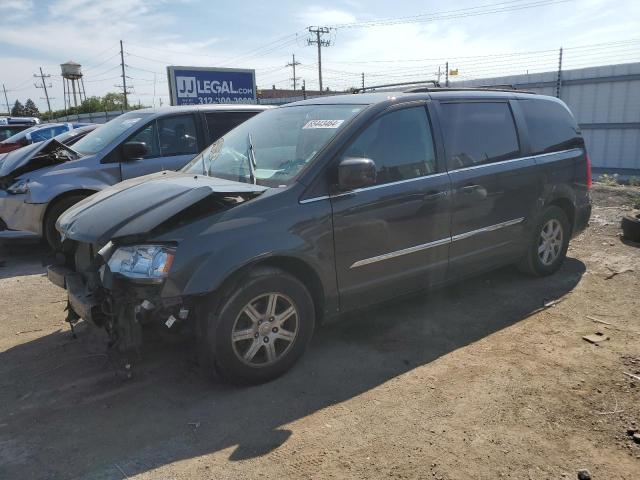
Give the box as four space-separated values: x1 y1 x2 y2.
451 62 640 176
49 110 129 124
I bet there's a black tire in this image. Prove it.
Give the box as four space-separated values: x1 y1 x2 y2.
518 205 570 277
621 214 640 242
44 195 86 250
198 266 315 385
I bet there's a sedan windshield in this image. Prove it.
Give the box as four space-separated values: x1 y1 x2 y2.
1 124 43 143
183 104 364 186
72 111 151 156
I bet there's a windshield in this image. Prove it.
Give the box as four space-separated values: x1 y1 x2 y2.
1 124 44 143
183 104 364 186
72 111 151 156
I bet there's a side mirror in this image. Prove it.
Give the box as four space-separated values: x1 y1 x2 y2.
122 141 148 160
338 157 376 191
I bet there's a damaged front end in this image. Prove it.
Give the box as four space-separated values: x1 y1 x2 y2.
48 241 194 351
0 139 79 190
47 170 267 352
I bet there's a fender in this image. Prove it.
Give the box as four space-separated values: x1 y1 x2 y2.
157 188 339 316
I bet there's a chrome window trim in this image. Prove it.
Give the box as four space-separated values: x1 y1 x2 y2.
299 195 330 204
299 148 581 204
331 171 450 199
447 148 579 174
350 217 525 269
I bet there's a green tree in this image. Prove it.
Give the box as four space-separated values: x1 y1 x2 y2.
101 92 125 111
78 96 103 114
10 100 25 116
23 99 40 117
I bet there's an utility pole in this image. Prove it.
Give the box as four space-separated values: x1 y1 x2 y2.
437 65 442 85
2 84 9 115
34 67 52 116
556 47 563 98
361 72 365 89
119 40 128 109
302 79 307 100
286 54 301 91
307 26 331 93
445 62 449 87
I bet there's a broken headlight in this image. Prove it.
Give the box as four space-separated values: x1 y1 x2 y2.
7 179 29 194
107 245 175 284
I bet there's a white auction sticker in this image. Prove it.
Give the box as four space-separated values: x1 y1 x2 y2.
303 119 344 129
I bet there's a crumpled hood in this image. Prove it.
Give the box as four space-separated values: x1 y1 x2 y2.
57 170 267 245
0 139 76 180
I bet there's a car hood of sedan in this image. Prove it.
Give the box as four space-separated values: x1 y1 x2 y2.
0 139 78 181
56 170 267 246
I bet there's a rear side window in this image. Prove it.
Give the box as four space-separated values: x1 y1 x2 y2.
206 111 258 142
342 106 437 185
519 99 581 155
440 102 520 170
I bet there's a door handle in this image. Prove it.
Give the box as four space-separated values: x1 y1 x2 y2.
423 190 448 201
459 184 480 194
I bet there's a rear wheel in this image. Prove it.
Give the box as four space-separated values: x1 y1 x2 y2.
44 195 86 250
198 267 315 385
518 205 570 276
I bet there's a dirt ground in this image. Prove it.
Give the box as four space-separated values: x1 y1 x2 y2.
1 184 639 480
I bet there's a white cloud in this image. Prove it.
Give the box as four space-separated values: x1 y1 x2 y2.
1 0 640 110
296 6 357 26
1 0 34 21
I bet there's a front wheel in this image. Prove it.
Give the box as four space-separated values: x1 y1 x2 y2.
518 205 570 276
44 195 86 250
199 267 315 385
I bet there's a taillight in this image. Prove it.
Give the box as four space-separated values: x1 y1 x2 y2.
585 153 592 189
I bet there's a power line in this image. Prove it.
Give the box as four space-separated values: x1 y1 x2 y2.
330 0 574 29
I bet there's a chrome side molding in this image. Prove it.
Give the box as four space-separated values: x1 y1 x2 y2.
350 217 524 269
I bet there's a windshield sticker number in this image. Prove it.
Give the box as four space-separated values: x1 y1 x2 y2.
303 119 344 129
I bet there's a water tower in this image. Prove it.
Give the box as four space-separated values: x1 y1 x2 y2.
61 60 87 109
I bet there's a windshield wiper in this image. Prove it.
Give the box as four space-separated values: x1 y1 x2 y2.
247 133 257 185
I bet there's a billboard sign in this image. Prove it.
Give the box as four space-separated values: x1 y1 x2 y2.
167 66 257 105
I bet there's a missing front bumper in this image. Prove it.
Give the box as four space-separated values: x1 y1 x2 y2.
47 264 191 350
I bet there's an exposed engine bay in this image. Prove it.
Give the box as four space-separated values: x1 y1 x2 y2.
48 185 264 353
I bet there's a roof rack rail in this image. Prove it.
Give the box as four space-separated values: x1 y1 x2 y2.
405 84 536 94
353 79 441 93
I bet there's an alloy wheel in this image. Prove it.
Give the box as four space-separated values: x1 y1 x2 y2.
231 293 299 367
538 218 563 266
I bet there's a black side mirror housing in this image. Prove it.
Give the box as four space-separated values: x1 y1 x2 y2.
122 141 148 160
338 157 376 191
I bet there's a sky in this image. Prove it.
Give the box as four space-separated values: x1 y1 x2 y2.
0 0 639 113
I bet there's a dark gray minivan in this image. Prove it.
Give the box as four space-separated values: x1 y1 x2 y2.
48 88 591 384
0 105 269 247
